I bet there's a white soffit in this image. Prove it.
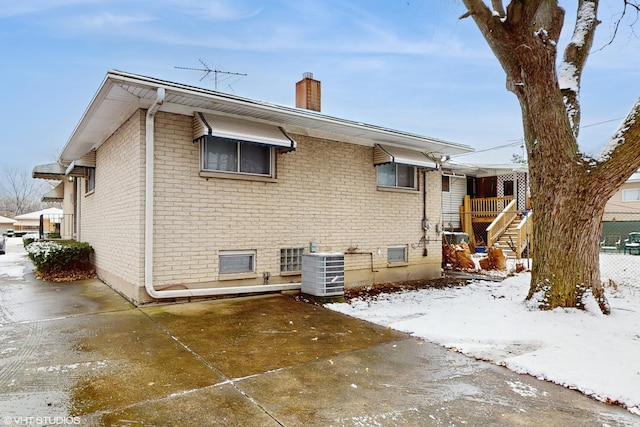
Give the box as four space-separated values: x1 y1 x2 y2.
374 144 438 169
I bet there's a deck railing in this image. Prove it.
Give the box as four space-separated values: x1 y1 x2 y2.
470 196 514 219
514 212 533 259
486 199 518 248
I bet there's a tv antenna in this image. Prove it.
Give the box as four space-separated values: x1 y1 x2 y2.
175 59 247 91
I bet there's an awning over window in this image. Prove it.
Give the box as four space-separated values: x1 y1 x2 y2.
65 151 96 177
373 144 438 169
42 182 64 202
32 163 66 180
193 112 296 150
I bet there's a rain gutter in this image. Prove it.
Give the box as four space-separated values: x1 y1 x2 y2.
143 87 300 299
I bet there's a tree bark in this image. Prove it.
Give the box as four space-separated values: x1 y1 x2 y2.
460 0 640 314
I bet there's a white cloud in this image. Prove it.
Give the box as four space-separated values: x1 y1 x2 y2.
167 0 261 21
0 0 104 18
78 12 154 28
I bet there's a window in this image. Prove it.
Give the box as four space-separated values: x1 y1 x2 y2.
503 180 514 196
622 189 640 202
387 245 408 263
377 164 416 189
202 137 273 177
86 167 96 193
280 247 304 273
219 251 256 274
442 175 450 192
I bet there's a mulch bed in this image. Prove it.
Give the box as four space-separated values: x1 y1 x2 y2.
291 276 468 305
35 269 97 283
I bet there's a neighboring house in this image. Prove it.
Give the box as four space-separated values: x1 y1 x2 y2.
33 70 473 305
602 173 640 248
13 207 63 236
603 173 640 221
441 164 639 258
0 215 17 235
32 164 75 239
442 162 531 258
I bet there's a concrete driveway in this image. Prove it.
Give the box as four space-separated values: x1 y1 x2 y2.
1 240 638 426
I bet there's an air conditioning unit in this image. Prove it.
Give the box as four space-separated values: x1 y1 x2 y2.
301 253 345 297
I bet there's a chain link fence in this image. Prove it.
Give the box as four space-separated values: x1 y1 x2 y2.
600 212 640 287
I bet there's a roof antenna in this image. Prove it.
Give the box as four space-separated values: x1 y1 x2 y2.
175 59 247 91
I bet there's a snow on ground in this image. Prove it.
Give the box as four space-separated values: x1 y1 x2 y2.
0 237 28 279
327 257 640 415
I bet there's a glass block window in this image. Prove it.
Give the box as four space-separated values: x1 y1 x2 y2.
280 247 304 272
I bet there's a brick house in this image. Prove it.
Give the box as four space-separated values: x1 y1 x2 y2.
33 70 472 305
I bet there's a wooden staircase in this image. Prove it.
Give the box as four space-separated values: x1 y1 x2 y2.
493 217 526 258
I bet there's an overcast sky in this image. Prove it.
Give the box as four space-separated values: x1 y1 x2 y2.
0 0 638 172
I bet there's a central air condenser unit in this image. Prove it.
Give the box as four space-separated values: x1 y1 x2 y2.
301 252 345 297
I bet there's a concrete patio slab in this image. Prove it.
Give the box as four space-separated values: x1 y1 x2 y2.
1 248 639 426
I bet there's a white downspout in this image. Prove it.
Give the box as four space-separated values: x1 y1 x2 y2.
143 88 300 300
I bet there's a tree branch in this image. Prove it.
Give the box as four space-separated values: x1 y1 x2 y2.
461 0 525 94
505 0 545 29
491 0 506 18
602 0 640 48
559 0 600 138
590 97 640 191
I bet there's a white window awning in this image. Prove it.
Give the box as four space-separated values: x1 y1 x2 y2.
193 112 296 150
65 150 96 177
373 144 438 169
42 182 64 202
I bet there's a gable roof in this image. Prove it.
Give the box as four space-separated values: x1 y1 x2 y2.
0 215 16 224
60 70 473 164
15 207 63 220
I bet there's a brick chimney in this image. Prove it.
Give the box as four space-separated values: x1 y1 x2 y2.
295 72 321 112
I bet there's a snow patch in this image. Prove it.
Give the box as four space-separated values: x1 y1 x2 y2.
327 266 640 414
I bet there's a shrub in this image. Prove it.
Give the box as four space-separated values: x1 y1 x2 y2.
23 234 39 248
26 240 94 277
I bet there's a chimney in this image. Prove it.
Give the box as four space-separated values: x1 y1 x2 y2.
296 72 321 112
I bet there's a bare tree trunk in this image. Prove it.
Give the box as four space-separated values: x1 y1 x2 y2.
459 0 640 314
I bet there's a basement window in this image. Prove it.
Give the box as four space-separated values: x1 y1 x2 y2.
387 245 408 263
219 251 256 275
280 247 304 273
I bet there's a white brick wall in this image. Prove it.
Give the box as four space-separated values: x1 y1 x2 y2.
81 110 445 302
80 111 145 295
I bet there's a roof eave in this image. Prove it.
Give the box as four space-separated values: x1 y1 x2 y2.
60 70 475 163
